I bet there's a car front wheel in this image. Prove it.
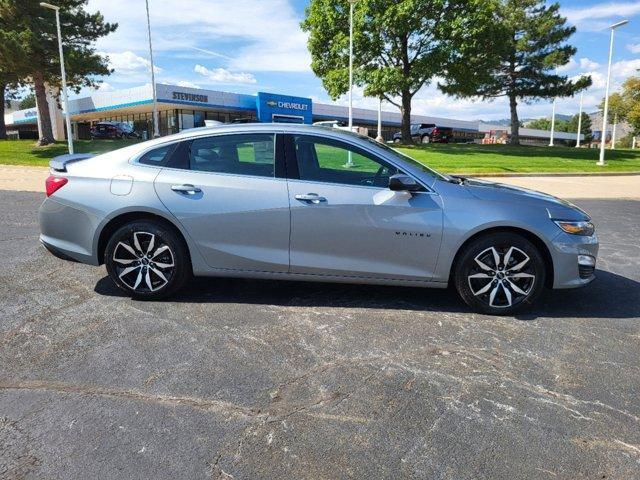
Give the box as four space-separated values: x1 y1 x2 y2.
454 232 546 315
104 220 190 299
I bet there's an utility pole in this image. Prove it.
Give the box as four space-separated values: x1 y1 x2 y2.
548 98 556 147
40 2 74 154
611 113 617 149
599 20 629 165
576 92 583 148
145 0 160 138
376 97 383 143
344 0 358 167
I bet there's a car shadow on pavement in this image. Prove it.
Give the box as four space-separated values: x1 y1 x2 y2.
94 268 639 320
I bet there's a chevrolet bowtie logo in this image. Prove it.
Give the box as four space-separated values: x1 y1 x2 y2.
266 100 278 107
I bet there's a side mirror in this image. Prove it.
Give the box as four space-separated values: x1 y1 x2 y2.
389 174 422 192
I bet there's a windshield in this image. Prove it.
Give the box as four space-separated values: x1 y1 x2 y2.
362 136 449 181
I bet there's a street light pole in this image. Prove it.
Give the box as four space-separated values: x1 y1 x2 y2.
145 0 159 138
599 20 629 166
376 97 383 143
345 0 358 167
40 2 73 154
576 92 583 148
348 0 356 133
611 113 618 149
548 97 556 147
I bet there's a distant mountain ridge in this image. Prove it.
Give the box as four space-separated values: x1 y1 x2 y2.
480 115 573 126
479 112 600 126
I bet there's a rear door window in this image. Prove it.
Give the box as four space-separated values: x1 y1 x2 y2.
188 134 276 178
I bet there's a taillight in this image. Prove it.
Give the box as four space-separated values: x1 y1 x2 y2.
45 175 68 197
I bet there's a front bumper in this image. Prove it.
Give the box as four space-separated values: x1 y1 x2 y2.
550 231 599 289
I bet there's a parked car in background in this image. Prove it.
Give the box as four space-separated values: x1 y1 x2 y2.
91 121 140 140
393 124 453 144
313 120 369 136
427 126 453 143
313 120 347 128
40 123 598 315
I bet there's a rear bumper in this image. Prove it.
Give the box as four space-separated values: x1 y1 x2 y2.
40 238 80 263
550 231 599 289
39 197 101 266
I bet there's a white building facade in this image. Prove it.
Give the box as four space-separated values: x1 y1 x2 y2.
4 83 583 145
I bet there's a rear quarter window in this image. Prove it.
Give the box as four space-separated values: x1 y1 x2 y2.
138 144 175 166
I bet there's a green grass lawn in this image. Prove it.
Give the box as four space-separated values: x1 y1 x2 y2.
396 143 640 174
1 138 640 174
0 139 141 167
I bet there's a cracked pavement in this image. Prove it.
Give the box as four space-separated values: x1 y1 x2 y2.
1 190 639 479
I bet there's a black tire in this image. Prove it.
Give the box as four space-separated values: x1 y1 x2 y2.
104 220 191 299
454 232 546 315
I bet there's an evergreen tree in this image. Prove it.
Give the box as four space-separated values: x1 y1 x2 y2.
0 0 116 145
19 93 36 110
567 112 592 145
527 118 552 130
441 0 590 145
0 80 19 139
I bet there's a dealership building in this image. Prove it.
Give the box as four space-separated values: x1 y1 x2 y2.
4 82 583 145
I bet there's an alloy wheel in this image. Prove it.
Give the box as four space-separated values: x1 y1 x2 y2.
467 246 535 309
112 231 175 293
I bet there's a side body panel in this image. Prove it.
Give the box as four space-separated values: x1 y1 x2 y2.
154 169 291 272
287 181 444 280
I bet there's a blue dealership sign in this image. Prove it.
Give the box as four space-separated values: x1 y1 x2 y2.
256 92 313 124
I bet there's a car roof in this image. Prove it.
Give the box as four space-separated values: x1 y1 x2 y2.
137 123 369 148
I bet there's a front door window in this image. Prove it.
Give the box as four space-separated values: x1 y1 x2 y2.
293 135 404 188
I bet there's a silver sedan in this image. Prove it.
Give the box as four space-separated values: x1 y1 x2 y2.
39 124 598 314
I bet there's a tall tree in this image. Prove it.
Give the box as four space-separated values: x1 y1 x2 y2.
619 77 640 135
0 20 22 140
528 117 569 132
0 0 116 145
440 0 591 145
599 92 628 126
19 92 36 110
527 118 551 130
301 0 490 143
567 112 592 145
599 78 640 141
0 81 19 139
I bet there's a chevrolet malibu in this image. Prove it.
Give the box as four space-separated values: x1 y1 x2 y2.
39 124 598 314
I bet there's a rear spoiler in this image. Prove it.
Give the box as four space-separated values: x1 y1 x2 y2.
50 153 95 172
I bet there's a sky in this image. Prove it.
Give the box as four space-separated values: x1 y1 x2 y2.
80 0 640 121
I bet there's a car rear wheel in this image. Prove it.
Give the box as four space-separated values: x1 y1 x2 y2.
454 232 546 315
104 220 190 299
421 135 430 144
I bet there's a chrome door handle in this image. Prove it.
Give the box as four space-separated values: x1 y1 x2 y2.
295 193 327 204
171 184 201 194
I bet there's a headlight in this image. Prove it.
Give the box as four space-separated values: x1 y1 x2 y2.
553 220 595 236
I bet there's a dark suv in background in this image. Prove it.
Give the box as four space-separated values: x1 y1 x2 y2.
393 123 453 143
90 121 140 140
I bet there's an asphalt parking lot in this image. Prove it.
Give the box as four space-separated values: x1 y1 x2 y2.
1 190 639 479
